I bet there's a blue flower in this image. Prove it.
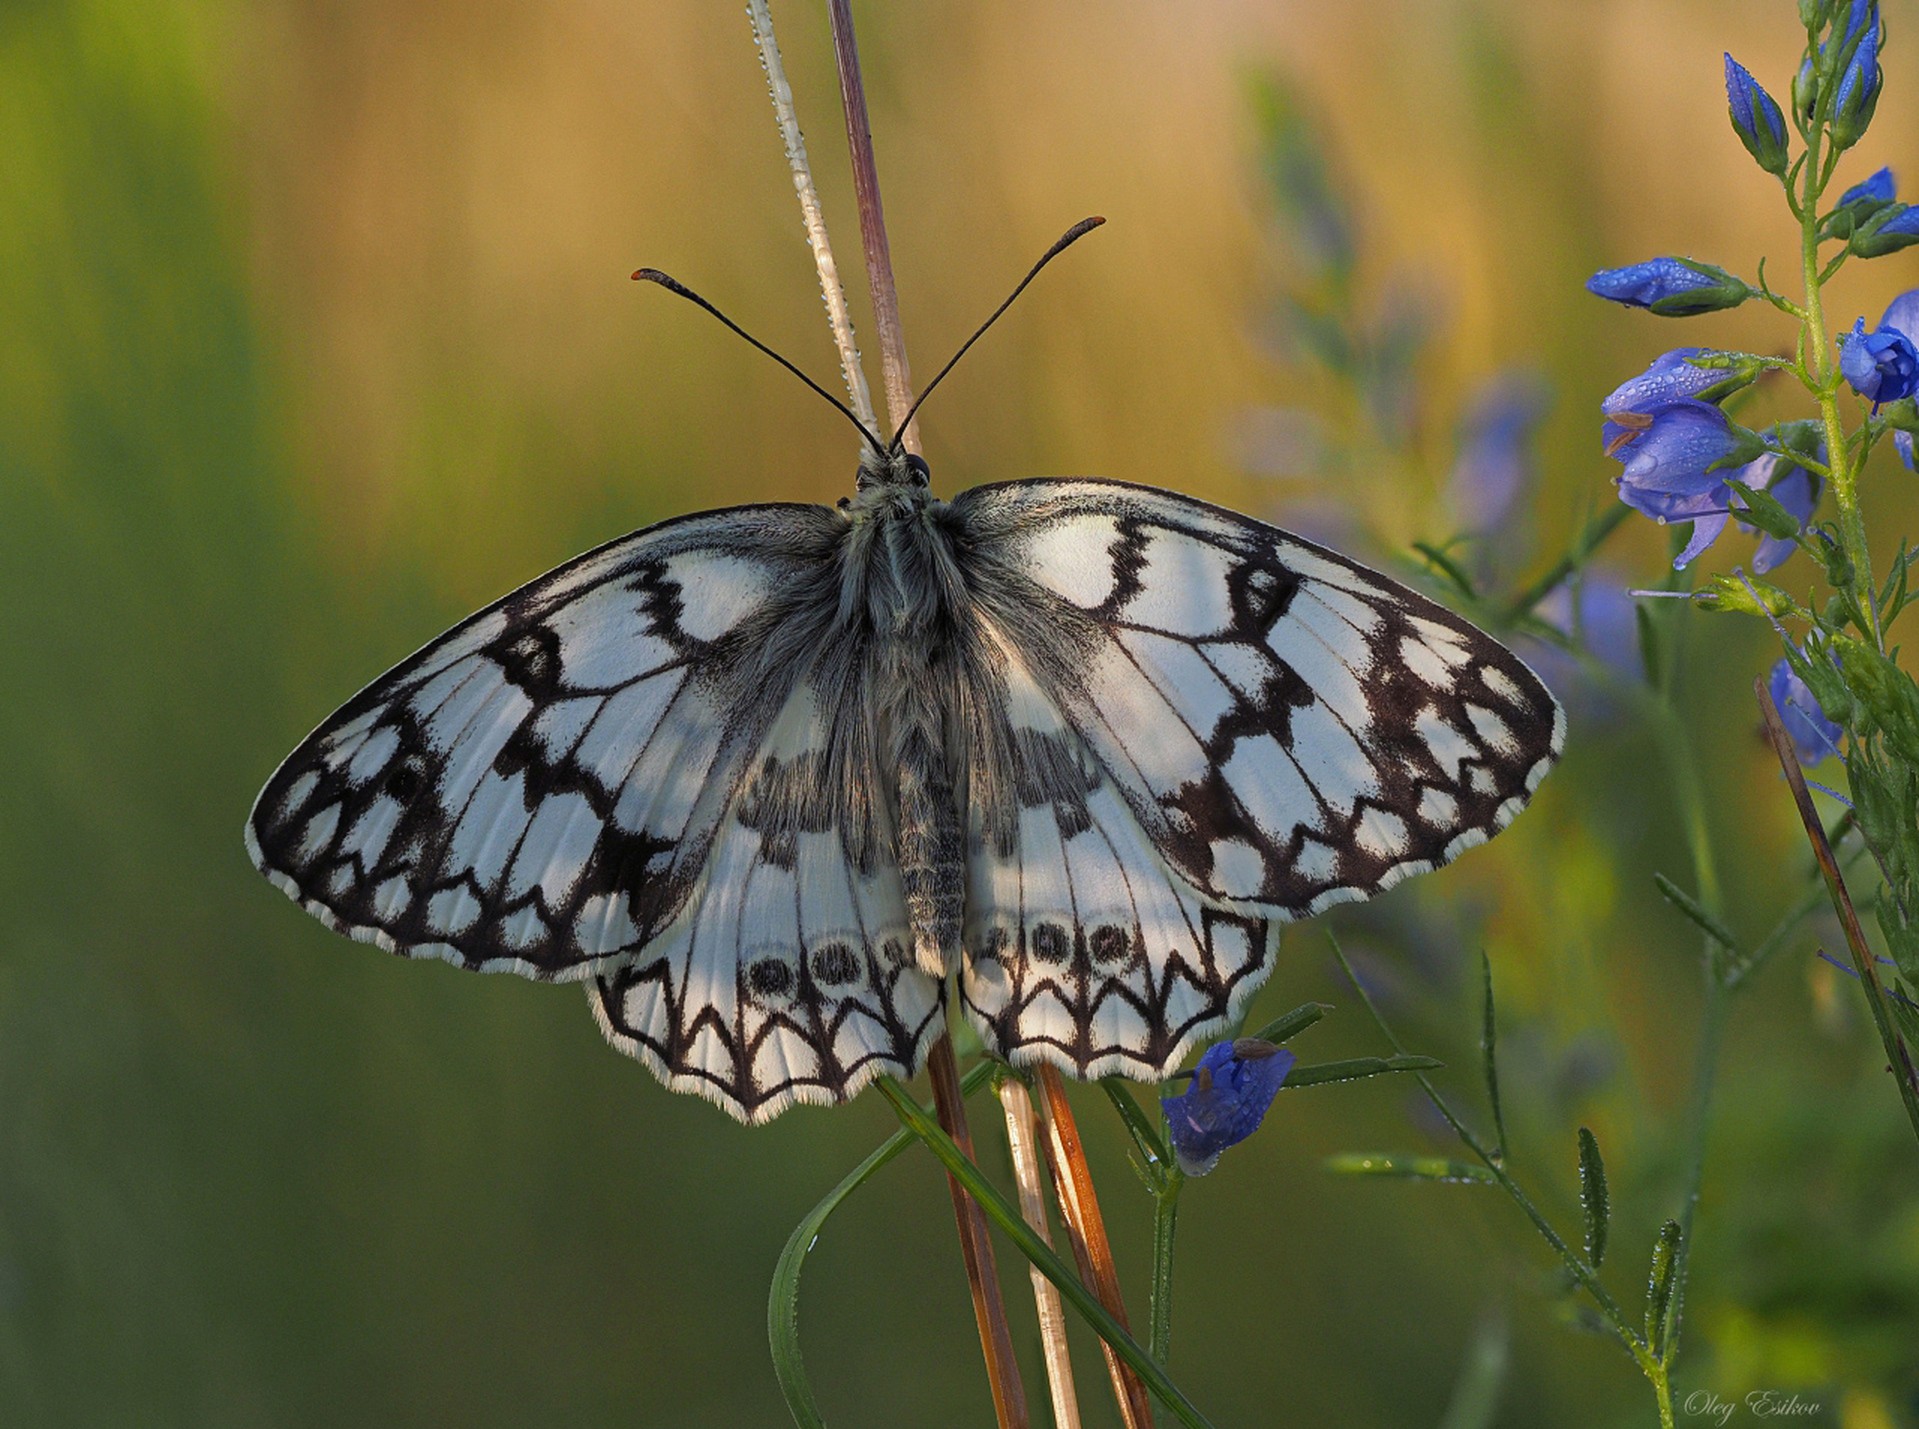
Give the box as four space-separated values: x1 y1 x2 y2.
1450 372 1549 530
1608 400 1749 568
1881 289 1919 467
1830 1 1883 150
1525 571 1641 715
1601 348 1725 454
1724 54 1789 175
1586 258 1751 316
1839 166 1896 208
1850 204 1919 257
1838 317 1919 405
1160 1038 1296 1176
1770 657 1844 765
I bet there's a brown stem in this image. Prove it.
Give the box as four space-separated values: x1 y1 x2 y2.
1035 1065 1154 1429
928 1037 1030 1429
1754 679 1919 1143
826 0 920 454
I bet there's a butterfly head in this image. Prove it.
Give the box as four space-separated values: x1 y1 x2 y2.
856 446 932 492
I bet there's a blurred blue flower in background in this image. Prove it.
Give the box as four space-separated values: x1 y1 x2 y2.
1161 1038 1296 1176
1838 317 1919 406
1587 258 1751 315
1524 571 1640 717
1770 657 1844 765
1450 371 1549 532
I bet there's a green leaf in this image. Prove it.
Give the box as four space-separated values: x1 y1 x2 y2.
1413 541 1479 601
1724 481 1801 540
1102 1076 1171 1184
874 1077 1219 1429
1480 952 1506 1164
1324 1153 1496 1184
1285 1054 1443 1088
769 1061 996 1429
1576 1127 1610 1268
1248 1000 1332 1046
1645 1219 1683 1358
1653 872 1740 955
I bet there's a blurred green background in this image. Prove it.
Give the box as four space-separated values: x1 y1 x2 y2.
4 0 1918 1424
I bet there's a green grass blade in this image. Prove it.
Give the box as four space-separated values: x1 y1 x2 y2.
769 1062 995 1429
875 1076 1219 1429
1480 952 1507 1163
1284 1054 1443 1088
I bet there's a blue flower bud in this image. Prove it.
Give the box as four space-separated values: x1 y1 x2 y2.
1586 258 1753 316
1159 1038 1295 1176
1770 657 1844 764
1849 204 1919 257
1839 317 1919 405
1724 55 1791 176
1823 166 1896 239
1839 167 1896 207
1829 2 1883 151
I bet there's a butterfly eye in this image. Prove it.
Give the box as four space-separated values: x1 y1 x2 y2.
905 453 931 487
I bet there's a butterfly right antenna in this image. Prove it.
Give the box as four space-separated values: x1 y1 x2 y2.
633 266 889 458
885 216 1106 453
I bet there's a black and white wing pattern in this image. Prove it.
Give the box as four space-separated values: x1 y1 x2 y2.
589 640 946 1121
947 478 1561 1078
247 504 939 1121
953 620 1278 1080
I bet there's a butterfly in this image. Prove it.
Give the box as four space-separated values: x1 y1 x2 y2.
246 223 1562 1124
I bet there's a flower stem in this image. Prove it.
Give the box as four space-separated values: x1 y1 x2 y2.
927 1038 1031 1429
1148 1175 1183 1370
1035 1066 1155 1429
1797 129 1882 647
1327 935 1660 1378
998 1078 1084 1429
825 0 920 453
744 0 877 433
1756 679 1919 1145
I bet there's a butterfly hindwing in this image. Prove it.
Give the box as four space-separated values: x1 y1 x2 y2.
957 624 1277 1079
953 478 1564 920
246 504 848 980
590 656 945 1122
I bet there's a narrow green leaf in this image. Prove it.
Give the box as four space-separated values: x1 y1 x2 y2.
1634 599 1662 686
1645 1219 1683 1358
1576 1127 1610 1268
769 1061 995 1429
875 1077 1219 1429
1412 541 1479 600
1435 1313 1509 1429
1480 952 1506 1164
1101 1077 1171 1182
1285 1054 1442 1088
1652 872 1740 955
1724 482 1801 539
1324 1153 1496 1184
1248 1000 1332 1046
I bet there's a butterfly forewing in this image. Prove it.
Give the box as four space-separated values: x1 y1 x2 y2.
953 479 1564 921
246 504 846 981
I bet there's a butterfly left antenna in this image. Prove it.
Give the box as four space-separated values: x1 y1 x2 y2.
885 216 1106 452
632 267 888 457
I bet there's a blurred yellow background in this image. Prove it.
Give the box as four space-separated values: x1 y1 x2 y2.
3 1 1917 1424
